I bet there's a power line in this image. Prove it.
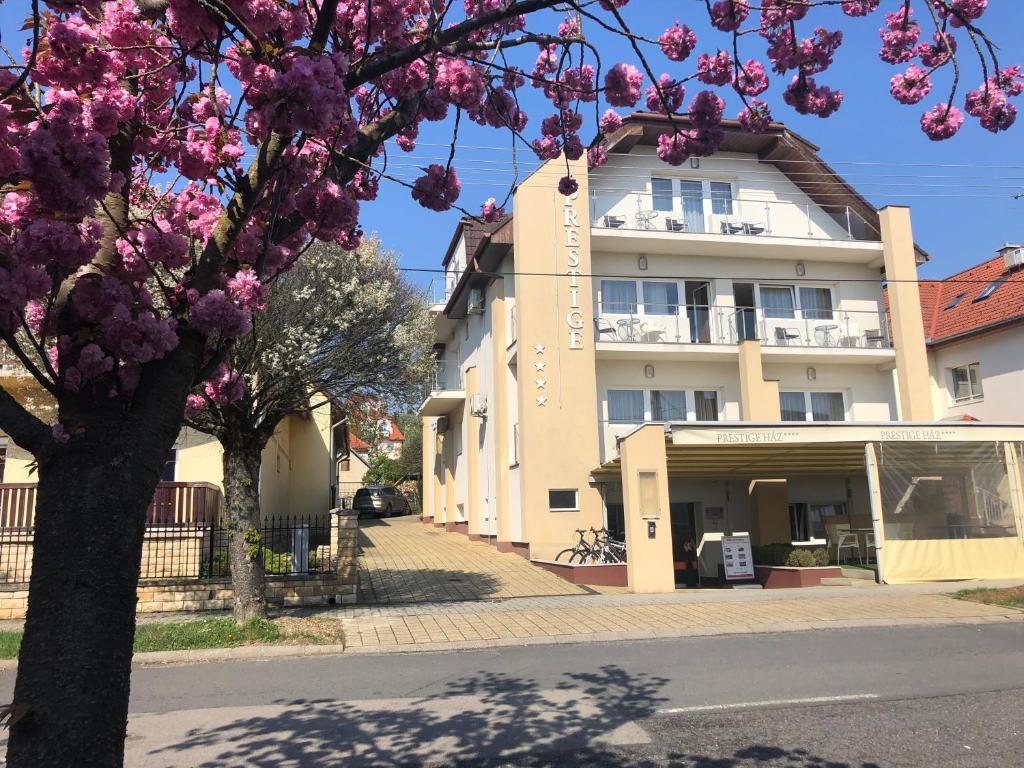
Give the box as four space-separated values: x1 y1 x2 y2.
397 266 1016 285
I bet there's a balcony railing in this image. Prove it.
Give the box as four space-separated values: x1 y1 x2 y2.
431 360 463 391
427 277 456 306
591 191 873 241
595 304 892 350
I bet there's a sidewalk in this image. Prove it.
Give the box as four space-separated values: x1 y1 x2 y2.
328 581 1024 653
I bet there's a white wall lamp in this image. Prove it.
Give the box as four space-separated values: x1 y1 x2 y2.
806 366 817 381
638 255 648 271
795 261 806 276
644 364 656 379
690 158 700 169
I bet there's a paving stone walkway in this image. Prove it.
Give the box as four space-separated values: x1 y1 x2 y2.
336 588 1023 651
356 516 587 604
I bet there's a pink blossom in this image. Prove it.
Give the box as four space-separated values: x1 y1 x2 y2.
296 180 360 243
558 176 578 196
689 91 725 130
76 343 115 381
599 109 623 134
19 115 111 218
656 133 689 166
840 0 880 16
760 0 808 30
941 0 988 28
185 393 208 419
889 65 932 105
879 6 920 64
411 165 461 212
645 75 685 114
658 22 697 61
587 145 609 169
14 218 102 271
916 32 956 68
734 60 769 96
434 58 486 110
604 64 643 107
481 198 505 222
709 1 749 32
920 104 965 140
738 100 773 133
783 76 844 118
696 51 733 86
227 268 268 312
965 86 1016 133
203 364 246 406
532 136 561 160
190 290 252 338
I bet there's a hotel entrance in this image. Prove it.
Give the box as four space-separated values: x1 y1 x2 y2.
596 423 1024 592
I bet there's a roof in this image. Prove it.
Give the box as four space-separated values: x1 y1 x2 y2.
349 434 370 452
918 252 1024 346
387 422 405 442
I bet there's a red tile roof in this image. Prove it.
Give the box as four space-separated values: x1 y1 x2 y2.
387 422 405 442
349 434 370 451
919 253 1024 346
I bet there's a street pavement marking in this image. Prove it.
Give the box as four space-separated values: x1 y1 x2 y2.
656 693 880 715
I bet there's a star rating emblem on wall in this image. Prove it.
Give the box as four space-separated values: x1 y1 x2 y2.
536 396 547 406
535 378 546 389
534 343 545 354
532 342 547 405
534 361 545 371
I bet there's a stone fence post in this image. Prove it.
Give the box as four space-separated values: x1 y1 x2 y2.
330 508 359 603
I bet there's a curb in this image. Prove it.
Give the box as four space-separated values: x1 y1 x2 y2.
1 612 1018 671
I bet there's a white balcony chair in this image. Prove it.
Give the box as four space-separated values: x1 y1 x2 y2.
864 329 886 348
594 317 618 341
826 522 861 565
863 531 877 563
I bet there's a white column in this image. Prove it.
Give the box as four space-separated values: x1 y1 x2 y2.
864 442 887 584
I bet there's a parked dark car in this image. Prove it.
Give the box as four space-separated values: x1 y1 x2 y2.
353 485 410 517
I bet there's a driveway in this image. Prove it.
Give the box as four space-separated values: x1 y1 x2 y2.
356 515 587 605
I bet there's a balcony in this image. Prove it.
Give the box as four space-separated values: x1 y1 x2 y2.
590 190 884 263
594 303 894 362
418 361 465 417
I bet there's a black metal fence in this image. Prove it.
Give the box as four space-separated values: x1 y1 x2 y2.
0 515 335 585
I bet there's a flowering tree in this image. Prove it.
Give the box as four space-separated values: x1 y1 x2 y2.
184 237 430 623
0 0 1017 764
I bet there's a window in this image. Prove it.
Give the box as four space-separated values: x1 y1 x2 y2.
760 285 796 319
973 277 1007 303
789 501 846 542
798 286 834 320
549 489 579 511
160 448 177 482
810 392 846 422
694 390 719 421
642 281 679 316
651 177 673 212
951 363 983 403
780 392 846 422
651 390 687 421
608 389 644 423
709 181 734 215
601 280 638 314
943 292 967 311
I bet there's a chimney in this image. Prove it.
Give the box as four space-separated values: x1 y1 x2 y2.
997 243 1024 271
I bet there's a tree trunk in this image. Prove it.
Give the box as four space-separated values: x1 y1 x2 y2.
222 438 268 622
6 414 177 768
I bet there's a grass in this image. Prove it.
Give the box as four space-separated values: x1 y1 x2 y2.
0 616 345 660
952 585 1024 609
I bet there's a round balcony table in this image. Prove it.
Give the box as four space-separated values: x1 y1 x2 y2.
814 323 840 346
634 209 658 230
616 317 642 341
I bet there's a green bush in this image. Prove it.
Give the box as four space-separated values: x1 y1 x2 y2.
263 549 293 575
753 544 829 567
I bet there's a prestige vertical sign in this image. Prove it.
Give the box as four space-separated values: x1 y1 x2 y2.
563 192 584 350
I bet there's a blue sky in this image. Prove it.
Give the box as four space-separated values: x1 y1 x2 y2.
1 2 1021 285
352 3 1024 286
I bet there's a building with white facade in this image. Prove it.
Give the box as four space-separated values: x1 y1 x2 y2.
420 114 1024 587
921 244 1024 422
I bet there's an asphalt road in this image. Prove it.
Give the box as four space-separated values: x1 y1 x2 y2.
2 623 1023 766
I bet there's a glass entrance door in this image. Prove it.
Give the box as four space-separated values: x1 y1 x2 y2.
671 502 699 587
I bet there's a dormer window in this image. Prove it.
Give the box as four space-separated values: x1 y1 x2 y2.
973 276 1007 302
943 292 967 310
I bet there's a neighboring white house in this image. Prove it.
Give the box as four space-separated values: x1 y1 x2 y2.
922 244 1024 422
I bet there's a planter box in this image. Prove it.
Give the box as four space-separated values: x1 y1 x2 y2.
533 559 628 587
754 565 843 589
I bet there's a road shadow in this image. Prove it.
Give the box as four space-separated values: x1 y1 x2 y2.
145 665 671 767
664 746 881 768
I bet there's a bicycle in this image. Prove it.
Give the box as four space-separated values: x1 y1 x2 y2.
589 527 627 564
555 528 600 563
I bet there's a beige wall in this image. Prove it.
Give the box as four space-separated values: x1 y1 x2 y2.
620 425 676 593
1 437 36 483
176 428 224 489
879 206 933 421
286 403 331 520
738 340 781 420
420 416 434 518
512 159 605 558
259 417 292 518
